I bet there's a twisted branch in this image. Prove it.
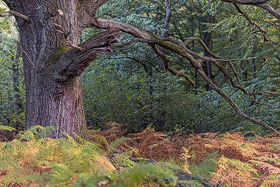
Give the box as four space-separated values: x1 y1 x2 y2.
90 18 280 135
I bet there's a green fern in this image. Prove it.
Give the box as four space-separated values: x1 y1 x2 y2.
17 125 55 141
0 126 107 186
117 163 177 187
179 180 204 187
189 151 218 180
0 125 16 132
109 137 131 153
91 134 110 150
111 152 137 168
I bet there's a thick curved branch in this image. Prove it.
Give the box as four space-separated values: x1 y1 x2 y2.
222 0 268 5
222 0 280 20
42 29 120 82
258 3 280 19
94 18 152 40
92 18 280 135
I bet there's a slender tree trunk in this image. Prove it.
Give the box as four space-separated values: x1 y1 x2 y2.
251 37 257 79
243 69 248 81
201 14 214 91
12 42 23 114
202 31 213 91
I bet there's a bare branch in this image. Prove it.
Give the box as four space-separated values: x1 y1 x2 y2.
183 36 279 108
0 10 30 23
152 45 196 86
222 0 268 5
222 0 280 20
258 3 280 19
155 38 279 134
184 37 256 62
196 67 280 135
21 45 39 72
233 4 269 41
92 18 280 134
162 0 171 38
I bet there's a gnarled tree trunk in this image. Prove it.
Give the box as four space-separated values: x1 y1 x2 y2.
4 0 118 138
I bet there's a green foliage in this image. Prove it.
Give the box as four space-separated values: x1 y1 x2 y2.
0 126 104 186
189 151 218 181
0 5 25 131
109 137 131 153
17 125 55 141
0 126 182 186
111 151 137 168
117 163 177 187
0 125 16 131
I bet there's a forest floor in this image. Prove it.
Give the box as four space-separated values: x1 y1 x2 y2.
0 123 279 186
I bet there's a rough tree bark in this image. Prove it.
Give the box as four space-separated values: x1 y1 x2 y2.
3 0 119 138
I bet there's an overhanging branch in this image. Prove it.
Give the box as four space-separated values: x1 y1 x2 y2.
152 45 195 86
233 4 269 41
222 0 268 5
258 3 280 19
222 0 280 20
91 18 280 135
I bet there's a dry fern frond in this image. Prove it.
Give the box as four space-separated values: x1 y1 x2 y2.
262 171 280 186
249 160 280 175
90 122 127 144
218 133 260 161
210 156 258 187
86 122 280 187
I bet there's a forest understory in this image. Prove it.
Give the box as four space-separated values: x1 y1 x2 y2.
0 123 279 187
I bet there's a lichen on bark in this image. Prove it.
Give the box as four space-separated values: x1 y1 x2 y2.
47 45 70 65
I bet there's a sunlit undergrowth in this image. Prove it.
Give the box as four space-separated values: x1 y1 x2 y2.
0 124 280 187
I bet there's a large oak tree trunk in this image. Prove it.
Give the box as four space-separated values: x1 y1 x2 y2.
4 0 116 138
12 1 86 138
